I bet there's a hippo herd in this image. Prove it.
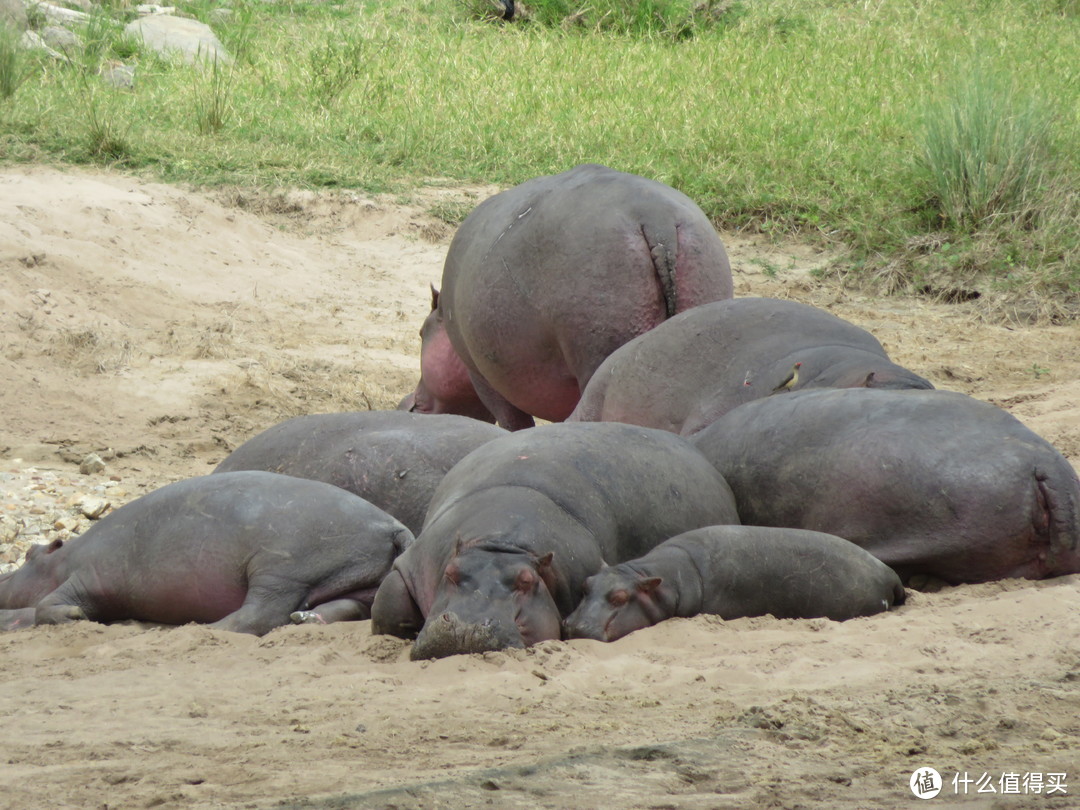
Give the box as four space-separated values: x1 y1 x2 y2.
2 163 1079 660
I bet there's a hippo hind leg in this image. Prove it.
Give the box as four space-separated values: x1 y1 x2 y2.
33 580 93 625
290 597 372 625
468 372 536 431
35 604 89 625
208 580 310 635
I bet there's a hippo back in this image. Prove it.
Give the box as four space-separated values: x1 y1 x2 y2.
423 421 740 562
213 411 507 534
692 388 1080 583
438 164 734 425
569 297 933 435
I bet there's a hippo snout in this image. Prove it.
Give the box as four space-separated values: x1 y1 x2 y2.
561 610 609 642
410 610 525 660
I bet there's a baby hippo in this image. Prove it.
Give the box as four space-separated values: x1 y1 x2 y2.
0 471 412 635
563 525 905 642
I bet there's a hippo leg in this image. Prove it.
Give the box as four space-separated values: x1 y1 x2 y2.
32 580 93 625
370 569 425 638
35 604 89 625
290 598 371 625
0 607 39 631
468 372 536 432
209 598 299 635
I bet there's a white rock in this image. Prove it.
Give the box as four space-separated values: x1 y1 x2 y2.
28 1 88 25
125 14 232 66
79 453 106 475
19 29 65 60
78 496 109 519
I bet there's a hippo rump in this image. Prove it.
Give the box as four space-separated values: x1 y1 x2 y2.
563 525 906 642
370 422 740 658
568 297 933 436
400 163 734 430
0 471 412 634
691 389 1080 584
212 411 507 535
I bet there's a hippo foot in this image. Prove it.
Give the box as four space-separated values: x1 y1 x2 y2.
290 610 328 625
411 611 524 661
0 608 38 632
35 604 88 625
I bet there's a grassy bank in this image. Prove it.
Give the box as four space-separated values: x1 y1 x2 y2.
1 0 1077 312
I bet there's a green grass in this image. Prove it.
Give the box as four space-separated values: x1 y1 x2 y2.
0 0 1077 313
0 23 32 99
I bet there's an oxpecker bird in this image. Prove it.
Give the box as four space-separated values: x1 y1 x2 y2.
772 362 802 393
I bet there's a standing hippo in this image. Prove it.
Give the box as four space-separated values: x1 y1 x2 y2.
568 298 933 435
400 164 734 430
370 422 740 658
563 525 906 642
212 411 507 535
0 471 412 634
691 389 1080 584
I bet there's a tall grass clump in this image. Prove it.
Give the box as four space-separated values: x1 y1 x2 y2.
193 57 235 134
307 34 371 108
0 24 32 100
919 68 1055 232
504 0 712 37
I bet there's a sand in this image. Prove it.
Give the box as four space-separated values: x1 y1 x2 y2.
0 165 1076 809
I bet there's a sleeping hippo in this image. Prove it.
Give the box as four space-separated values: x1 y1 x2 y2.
568 297 933 435
212 411 507 535
400 164 734 430
691 389 1080 584
563 525 906 642
370 422 741 658
0 471 412 634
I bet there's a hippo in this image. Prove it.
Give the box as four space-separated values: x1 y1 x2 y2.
212 411 507 535
0 471 412 634
568 297 934 435
400 163 734 430
370 422 741 658
691 388 1080 584
563 525 906 642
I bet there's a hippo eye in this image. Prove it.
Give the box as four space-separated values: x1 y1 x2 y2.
608 590 630 607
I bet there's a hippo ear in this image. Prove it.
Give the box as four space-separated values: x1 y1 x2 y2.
534 551 557 592
444 560 461 586
28 538 64 559
637 577 662 594
429 284 440 310
862 371 877 388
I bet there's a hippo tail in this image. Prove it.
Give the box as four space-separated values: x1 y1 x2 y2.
641 223 679 318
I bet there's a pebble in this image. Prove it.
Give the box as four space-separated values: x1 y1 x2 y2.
80 453 106 475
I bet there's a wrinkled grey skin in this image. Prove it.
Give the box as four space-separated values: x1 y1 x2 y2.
370 422 741 658
403 164 734 430
563 525 906 642
568 297 934 435
691 389 1080 584
213 411 507 535
0 472 412 634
